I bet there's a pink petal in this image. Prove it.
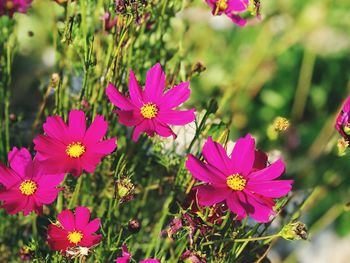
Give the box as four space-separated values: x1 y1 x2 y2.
35 188 61 204
84 218 100 234
116 110 143 127
23 198 36 216
158 81 191 109
225 192 247 220
0 188 28 214
84 115 108 144
203 137 232 175
34 164 65 188
239 192 274 223
227 14 247 26
0 163 21 188
248 159 285 181
153 119 176 138
129 69 143 107
58 209 75 231
33 135 66 160
132 120 156 141
143 63 165 103
8 147 33 179
47 225 70 251
106 83 134 110
43 115 70 144
75 206 91 229
196 185 228 206
185 155 226 186
79 234 102 247
230 134 255 176
68 110 86 141
156 109 195 125
246 180 293 198
253 150 268 170
88 138 117 154
227 0 248 12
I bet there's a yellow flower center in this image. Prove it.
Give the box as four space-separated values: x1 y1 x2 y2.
19 180 38 196
66 142 86 158
226 174 246 191
67 231 83 244
5 1 15 10
214 0 228 15
140 103 158 119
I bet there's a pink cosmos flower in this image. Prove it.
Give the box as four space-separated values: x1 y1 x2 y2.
205 0 250 26
116 244 160 263
33 110 117 177
0 0 32 17
106 63 196 141
336 96 350 141
185 134 293 223
0 147 64 215
47 206 102 252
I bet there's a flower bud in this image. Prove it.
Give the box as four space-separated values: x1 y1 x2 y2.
128 219 141 233
280 221 308 241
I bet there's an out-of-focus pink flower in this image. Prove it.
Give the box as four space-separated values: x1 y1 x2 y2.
101 12 118 31
116 244 160 263
185 135 293 223
0 0 32 17
0 147 64 215
336 96 350 141
47 207 102 252
33 110 117 177
205 0 260 27
106 63 195 141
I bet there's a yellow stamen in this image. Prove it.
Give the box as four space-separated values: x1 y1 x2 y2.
226 174 246 191
214 0 228 15
5 1 14 10
66 142 86 158
273 116 290 132
67 231 83 244
19 180 37 196
140 103 158 119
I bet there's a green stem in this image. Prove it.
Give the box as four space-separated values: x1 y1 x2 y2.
68 175 84 209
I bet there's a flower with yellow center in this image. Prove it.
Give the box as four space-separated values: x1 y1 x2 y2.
67 231 83 244
226 174 246 191
140 103 158 119
19 180 38 196
214 0 228 15
66 142 86 158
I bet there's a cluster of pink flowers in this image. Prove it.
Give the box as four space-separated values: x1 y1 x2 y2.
0 63 197 261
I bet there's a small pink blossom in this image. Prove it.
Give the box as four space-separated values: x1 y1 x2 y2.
205 0 253 27
185 134 293 223
0 0 32 17
106 63 196 141
33 110 117 177
336 96 350 141
47 206 102 252
116 244 160 263
0 147 64 215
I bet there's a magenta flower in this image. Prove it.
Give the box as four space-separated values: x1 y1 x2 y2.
0 0 32 17
47 206 102 252
33 110 117 177
336 96 350 141
205 0 249 26
185 135 293 223
0 147 64 215
106 63 196 141
116 244 160 263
